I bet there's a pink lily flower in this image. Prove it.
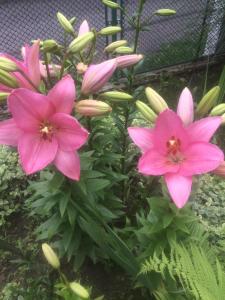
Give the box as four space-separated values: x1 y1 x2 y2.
128 109 224 208
0 41 41 92
81 59 117 95
116 54 143 69
0 75 88 180
78 20 90 36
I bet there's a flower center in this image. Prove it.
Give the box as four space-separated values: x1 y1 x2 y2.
40 122 54 140
166 136 184 164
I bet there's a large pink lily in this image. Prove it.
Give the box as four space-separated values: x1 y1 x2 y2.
0 41 41 92
0 75 88 180
128 88 224 208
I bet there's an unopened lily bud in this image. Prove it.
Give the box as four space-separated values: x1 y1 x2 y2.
99 26 121 35
70 282 89 299
136 100 157 122
0 92 9 101
81 59 117 95
69 32 95 53
104 40 127 53
76 62 88 74
42 39 58 52
222 113 225 124
145 87 168 113
78 20 90 36
57 12 74 34
114 46 133 54
116 54 143 69
0 69 19 88
0 57 18 72
196 86 220 116
42 243 60 269
210 103 225 116
102 0 120 9
75 100 112 116
100 91 133 102
69 17 76 26
155 9 176 16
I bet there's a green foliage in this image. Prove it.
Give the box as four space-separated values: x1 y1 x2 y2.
0 146 29 227
141 242 225 300
26 147 125 270
192 175 225 252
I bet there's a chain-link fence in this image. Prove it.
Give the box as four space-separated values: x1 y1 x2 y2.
0 0 224 72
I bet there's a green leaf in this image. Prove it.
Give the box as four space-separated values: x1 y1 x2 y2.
86 178 111 192
59 191 70 217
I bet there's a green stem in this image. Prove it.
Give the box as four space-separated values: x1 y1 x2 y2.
59 52 68 79
44 52 53 88
121 0 145 200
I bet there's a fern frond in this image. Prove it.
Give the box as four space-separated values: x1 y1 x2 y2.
141 242 225 300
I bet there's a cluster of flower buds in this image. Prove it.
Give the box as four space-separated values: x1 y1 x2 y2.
42 243 90 299
136 84 223 125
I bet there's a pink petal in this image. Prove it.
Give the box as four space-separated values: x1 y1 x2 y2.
128 127 154 152
8 89 54 131
18 133 58 174
180 142 224 176
0 83 12 92
25 41 41 87
165 173 192 208
138 149 180 175
187 116 221 142
177 87 193 125
153 109 189 154
78 20 90 36
48 75 75 114
54 149 80 180
0 119 22 146
50 113 89 151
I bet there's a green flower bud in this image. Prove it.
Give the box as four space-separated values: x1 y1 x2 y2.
69 17 76 26
68 32 95 53
0 92 9 101
0 69 19 88
70 282 89 299
104 40 127 53
136 100 157 122
99 26 121 36
57 12 74 34
102 0 120 9
0 57 18 72
42 39 58 52
155 9 176 16
196 86 220 116
100 91 133 102
114 46 133 54
145 87 168 113
42 243 60 269
210 103 225 116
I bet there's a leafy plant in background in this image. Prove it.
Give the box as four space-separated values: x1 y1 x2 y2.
0 0 225 299
0 146 29 227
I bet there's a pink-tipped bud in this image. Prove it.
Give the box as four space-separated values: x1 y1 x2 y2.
116 54 143 69
78 20 90 36
76 62 88 74
75 100 112 116
212 161 225 177
81 59 117 95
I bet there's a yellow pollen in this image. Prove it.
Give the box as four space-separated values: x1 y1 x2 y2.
41 126 50 134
